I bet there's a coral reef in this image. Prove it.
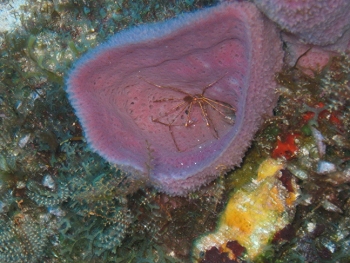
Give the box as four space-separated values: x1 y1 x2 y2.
0 0 349 262
192 52 350 263
255 54 350 262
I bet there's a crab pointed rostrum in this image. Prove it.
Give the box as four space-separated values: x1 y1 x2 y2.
66 1 283 195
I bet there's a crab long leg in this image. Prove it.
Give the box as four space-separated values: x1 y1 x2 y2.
185 102 194 127
153 97 184 103
203 97 236 111
198 101 219 139
152 112 188 152
140 76 192 96
141 73 235 151
203 99 236 125
201 72 227 95
155 101 187 119
152 101 189 125
169 125 182 151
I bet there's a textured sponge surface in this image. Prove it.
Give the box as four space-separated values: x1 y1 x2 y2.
253 0 350 46
66 2 283 195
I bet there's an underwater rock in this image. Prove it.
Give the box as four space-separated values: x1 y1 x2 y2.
66 1 283 195
193 159 299 261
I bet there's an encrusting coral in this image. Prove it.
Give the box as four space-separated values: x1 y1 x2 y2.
193 159 299 261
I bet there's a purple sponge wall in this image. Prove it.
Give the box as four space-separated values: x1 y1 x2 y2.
66 1 283 195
